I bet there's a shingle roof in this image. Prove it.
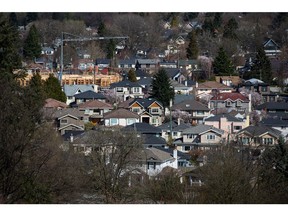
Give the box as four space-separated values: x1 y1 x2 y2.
74 90 106 100
110 80 142 88
122 122 162 134
144 147 174 162
261 117 288 127
154 146 191 160
44 98 68 109
129 98 163 109
157 121 191 132
205 113 243 122
172 99 210 111
256 102 288 111
95 58 111 65
174 94 195 104
103 108 140 119
164 68 181 79
210 92 249 102
197 81 233 89
142 134 167 145
137 77 152 87
53 108 84 119
63 85 96 97
182 124 224 135
118 98 135 109
78 100 113 109
62 130 85 141
237 125 281 137
135 69 151 78
137 59 159 65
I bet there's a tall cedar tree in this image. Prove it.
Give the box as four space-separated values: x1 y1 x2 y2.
127 69 137 82
97 20 106 37
223 18 239 40
151 68 174 109
0 15 22 79
23 24 42 60
249 46 272 84
44 74 67 103
213 47 234 76
106 39 116 59
186 30 199 59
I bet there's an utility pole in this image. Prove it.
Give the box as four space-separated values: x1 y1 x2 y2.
59 32 128 85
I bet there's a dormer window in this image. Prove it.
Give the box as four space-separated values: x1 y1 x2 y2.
226 101 232 107
236 100 242 107
116 87 123 92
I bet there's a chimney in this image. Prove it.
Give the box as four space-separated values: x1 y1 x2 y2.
185 80 187 86
177 118 181 125
248 93 252 113
173 148 178 169
70 133 74 143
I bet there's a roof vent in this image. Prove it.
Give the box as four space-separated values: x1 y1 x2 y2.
186 104 190 107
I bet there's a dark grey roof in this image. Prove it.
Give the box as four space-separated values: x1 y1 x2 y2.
154 146 191 160
74 90 106 100
118 59 136 65
142 134 167 146
137 77 152 87
238 125 281 137
164 68 181 79
174 94 195 104
103 108 140 119
135 69 151 78
53 108 85 119
261 117 288 127
182 124 224 135
110 80 142 88
122 122 161 134
62 130 85 141
256 102 288 111
130 98 163 109
181 80 197 86
158 121 191 132
205 114 243 122
172 99 209 111
95 58 111 65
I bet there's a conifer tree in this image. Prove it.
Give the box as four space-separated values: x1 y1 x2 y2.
44 74 67 103
223 18 239 40
150 68 174 109
128 69 137 82
213 47 235 76
23 24 42 60
186 30 199 59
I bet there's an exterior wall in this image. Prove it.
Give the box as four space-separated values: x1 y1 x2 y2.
60 125 84 135
104 117 139 126
237 133 279 147
59 116 83 129
210 100 250 112
143 159 177 176
200 132 222 144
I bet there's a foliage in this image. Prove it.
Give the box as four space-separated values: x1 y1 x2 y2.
213 47 235 76
150 68 174 109
9 12 18 27
106 39 116 59
186 30 199 59
97 20 106 37
23 24 42 60
197 55 213 79
223 18 239 40
213 13 223 29
43 74 67 103
127 69 137 82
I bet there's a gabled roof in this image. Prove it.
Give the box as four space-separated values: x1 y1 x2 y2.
182 124 224 135
137 77 152 87
103 108 140 119
158 121 191 132
164 68 181 79
210 92 249 102
63 85 96 97
263 38 280 49
53 108 84 119
144 147 174 162
178 59 198 66
58 113 79 120
135 69 151 78
118 59 136 65
95 58 111 65
110 80 142 88
142 134 167 146
122 122 161 134
172 99 210 111
44 98 68 109
197 81 233 90
261 117 288 127
78 100 113 109
154 146 191 160
59 123 84 131
129 98 163 109
174 94 195 104
237 125 281 138
136 59 159 65
205 113 243 122
74 90 106 100
256 102 288 111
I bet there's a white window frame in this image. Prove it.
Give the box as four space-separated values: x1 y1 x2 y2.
60 119 68 124
110 118 118 126
206 134 215 140
151 108 159 114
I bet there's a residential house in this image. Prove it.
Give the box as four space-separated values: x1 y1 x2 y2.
78 59 95 72
171 80 193 95
74 90 106 105
110 80 144 101
255 101 288 116
44 98 68 110
236 125 281 148
78 100 113 124
41 47 54 56
215 76 242 87
63 84 98 105
158 120 191 141
95 58 111 68
137 77 152 93
174 94 195 104
135 59 159 73
263 38 281 58
196 81 233 99
135 69 151 80
118 59 136 69
159 61 177 69
164 68 185 83
122 122 166 148
209 92 251 114
172 99 210 125
178 60 198 71
124 98 164 126
174 124 224 152
103 108 140 127
204 113 248 140
260 117 288 141
53 108 85 135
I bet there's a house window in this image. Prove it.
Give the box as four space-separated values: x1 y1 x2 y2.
241 137 250 145
187 134 196 139
261 86 267 92
116 87 123 92
110 118 118 126
236 100 242 107
173 131 178 136
184 146 191 151
206 134 215 140
128 64 132 67
152 117 158 124
147 162 156 170
127 118 136 125
151 108 159 114
133 87 140 93
60 119 68 124
68 96 73 100
234 126 242 130
226 101 232 107
263 138 273 145
197 111 204 115
132 108 140 113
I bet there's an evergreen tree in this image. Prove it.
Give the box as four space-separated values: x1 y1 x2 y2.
202 18 214 34
213 13 223 29
170 15 179 28
23 24 42 60
250 46 272 84
25 12 38 23
0 15 22 79
44 74 67 103
150 68 174 109
106 39 116 59
213 47 234 76
186 30 199 59
98 20 106 37
9 12 18 27
127 69 137 82
223 18 239 40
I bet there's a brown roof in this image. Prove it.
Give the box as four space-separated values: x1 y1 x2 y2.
118 98 135 109
78 100 113 109
44 98 68 109
210 92 249 102
104 108 140 119
197 81 233 89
